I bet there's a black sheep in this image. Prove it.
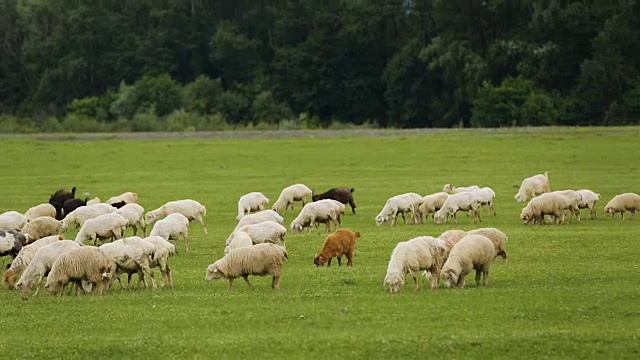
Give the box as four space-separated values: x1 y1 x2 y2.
312 187 357 214
48 187 76 220
62 198 87 218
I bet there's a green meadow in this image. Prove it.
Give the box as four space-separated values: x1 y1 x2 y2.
0 127 639 359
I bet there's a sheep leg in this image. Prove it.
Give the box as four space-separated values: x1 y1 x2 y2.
140 263 157 289
346 252 353 266
475 268 482 287
428 270 438 289
451 211 458 224
132 225 138 236
166 266 174 288
196 215 208 235
327 258 332 267
411 271 420 291
482 266 490 286
182 231 190 252
457 274 466 288
336 256 342 266
243 275 252 288
271 275 280 289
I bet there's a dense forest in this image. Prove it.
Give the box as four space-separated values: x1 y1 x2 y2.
0 0 639 132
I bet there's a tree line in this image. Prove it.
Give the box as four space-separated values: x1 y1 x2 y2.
0 0 638 132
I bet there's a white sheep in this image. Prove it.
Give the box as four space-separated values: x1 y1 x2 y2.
466 227 508 262
44 246 117 296
520 192 567 225
226 210 285 245
514 172 551 202
149 213 190 252
143 236 176 288
405 192 424 224
0 211 27 231
86 197 101 205
552 190 582 222
236 192 270 220
238 220 287 246
2 235 62 289
114 203 146 236
604 193 640 220
16 240 81 296
418 192 449 222
60 203 117 232
472 187 497 216
290 199 343 233
438 229 467 257
384 236 447 293
576 189 600 220
272 183 313 214
21 216 62 243
442 184 481 194
24 203 57 221
75 213 129 246
145 199 207 234
440 234 495 288
224 231 253 254
375 193 416 226
206 243 288 289
99 237 156 290
106 192 139 205
433 192 482 224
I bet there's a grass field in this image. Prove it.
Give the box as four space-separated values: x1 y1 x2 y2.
1 127 639 359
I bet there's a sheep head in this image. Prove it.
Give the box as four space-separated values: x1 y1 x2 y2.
313 253 326 266
384 273 404 294
206 263 222 281
440 269 458 288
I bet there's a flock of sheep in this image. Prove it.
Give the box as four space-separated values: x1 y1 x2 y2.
0 171 639 296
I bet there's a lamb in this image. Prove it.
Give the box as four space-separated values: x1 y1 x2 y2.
24 203 57 221
552 190 582 222
384 236 447 293
44 246 116 296
0 211 28 231
149 213 190 252
290 199 344 233
514 172 551 202
576 189 601 220
236 192 270 220
466 227 508 262
433 192 482 224
272 183 313 214
48 187 76 219
21 216 62 243
313 228 360 267
418 192 449 222
312 187 357 214
0 230 28 261
442 184 481 194
60 203 117 232
114 203 146 236
375 193 416 226
86 197 101 205
106 192 139 205
440 234 495 288
520 192 569 225
143 236 176 288
75 213 129 246
206 243 288 289
604 193 640 220
15 240 81 296
99 237 156 290
3 235 62 289
145 199 207 234
238 221 287 245
224 231 253 254
62 198 87 218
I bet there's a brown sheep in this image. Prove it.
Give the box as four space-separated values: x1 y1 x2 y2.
313 228 360 267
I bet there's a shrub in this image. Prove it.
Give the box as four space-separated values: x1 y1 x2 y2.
183 75 223 115
251 91 294 124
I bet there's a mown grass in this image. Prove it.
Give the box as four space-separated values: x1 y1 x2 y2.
1 127 639 359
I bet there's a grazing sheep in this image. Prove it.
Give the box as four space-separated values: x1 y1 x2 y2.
16 240 81 296
99 237 156 290
272 183 313 214
44 246 116 296
312 187 357 214
405 192 424 224
440 234 495 288
576 189 601 220
418 192 449 222
604 193 640 220
21 216 62 243
290 199 344 233
438 229 467 257
225 210 285 245
238 221 287 245
149 213 190 252
442 184 481 194
384 236 447 293
552 190 582 222
144 236 176 288
75 213 128 246
106 192 139 205
114 203 146 236
375 193 416 226
520 192 569 225
145 199 207 234
62 198 87 218
236 192 270 220
466 227 508 261
60 203 117 232
0 230 28 262
433 192 482 224
86 197 101 205
224 231 253 254
24 203 57 222
206 243 288 289
313 228 360 267
0 211 28 231
3 235 62 289
48 187 76 219
473 187 497 216
514 172 551 202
